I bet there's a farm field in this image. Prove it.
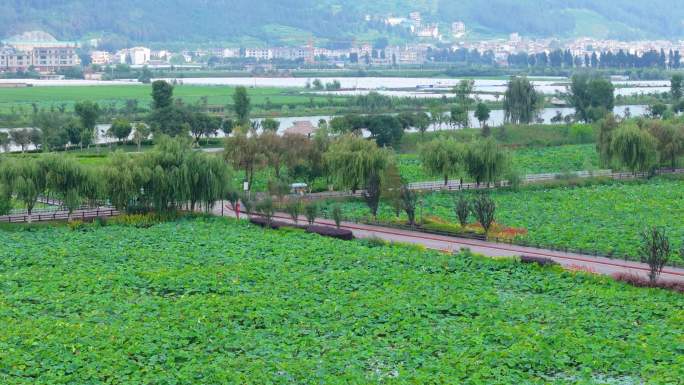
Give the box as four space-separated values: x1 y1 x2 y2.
0 85 341 113
319 177 684 263
1 217 682 384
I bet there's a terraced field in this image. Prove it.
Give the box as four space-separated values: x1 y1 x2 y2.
1 217 682 384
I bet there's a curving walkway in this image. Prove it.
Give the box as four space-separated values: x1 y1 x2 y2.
213 203 684 284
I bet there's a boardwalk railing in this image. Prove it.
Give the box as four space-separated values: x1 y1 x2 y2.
0 208 120 224
310 168 684 199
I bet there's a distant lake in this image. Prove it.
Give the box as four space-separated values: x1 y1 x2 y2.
0 105 649 153
0 77 669 97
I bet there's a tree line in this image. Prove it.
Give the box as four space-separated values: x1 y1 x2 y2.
0 137 231 221
597 115 684 173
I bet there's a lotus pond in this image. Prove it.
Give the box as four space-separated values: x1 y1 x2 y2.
319 177 684 263
0 217 682 384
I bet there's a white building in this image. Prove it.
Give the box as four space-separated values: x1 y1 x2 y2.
129 47 151 65
409 11 422 26
114 47 151 65
245 48 273 61
90 51 111 65
385 17 407 27
222 48 240 58
416 25 439 39
452 22 466 38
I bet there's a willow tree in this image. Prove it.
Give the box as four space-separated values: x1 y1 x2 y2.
464 138 508 186
419 138 467 186
503 76 541 125
610 123 657 174
647 121 684 170
12 158 48 223
44 155 90 220
104 151 152 212
324 134 389 193
597 114 619 167
141 136 192 212
0 159 15 215
181 151 231 212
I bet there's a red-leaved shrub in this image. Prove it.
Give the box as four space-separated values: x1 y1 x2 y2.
613 272 684 293
306 225 354 241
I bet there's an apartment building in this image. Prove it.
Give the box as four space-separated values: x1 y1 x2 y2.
0 31 80 72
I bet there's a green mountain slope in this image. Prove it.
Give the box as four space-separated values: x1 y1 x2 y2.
0 0 682 45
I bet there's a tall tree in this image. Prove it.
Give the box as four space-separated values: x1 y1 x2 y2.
464 138 508 186
363 171 382 219
366 115 403 147
64 118 82 148
181 150 231 212
671 74 684 101
324 135 389 193
12 158 48 223
233 86 251 125
472 193 496 236
597 114 619 167
44 155 91 220
413 112 431 136
640 226 671 284
569 74 615 122
453 79 475 127
104 151 149 212
419 138 466 186
610 123 657 173
74 101 101 149
9 129 31 153
152 80 174 109
109 118 132 144
647 121 684 170
133 123 152 152
503 76 541 125
0 132 9 152
259 131 287 178
381 162 404 218
474 102 491 129
224 133 263 190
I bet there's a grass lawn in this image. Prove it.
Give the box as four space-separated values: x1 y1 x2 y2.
0 216 682 384
319 177 684 264
0 85 343 113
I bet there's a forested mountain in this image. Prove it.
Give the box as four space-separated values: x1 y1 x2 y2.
1 0 683 46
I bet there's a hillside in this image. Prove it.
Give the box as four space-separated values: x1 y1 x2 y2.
0 0 683 46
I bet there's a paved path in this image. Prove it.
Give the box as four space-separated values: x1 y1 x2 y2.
213 202 684 284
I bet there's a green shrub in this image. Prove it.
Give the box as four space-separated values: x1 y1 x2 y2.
331 205 343 229
305 202 319 225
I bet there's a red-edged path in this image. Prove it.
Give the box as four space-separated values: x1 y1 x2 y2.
213 204 684 284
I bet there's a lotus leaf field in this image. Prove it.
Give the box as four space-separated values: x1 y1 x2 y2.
397 144 601 182
1 217 683 384
319 177 684 264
